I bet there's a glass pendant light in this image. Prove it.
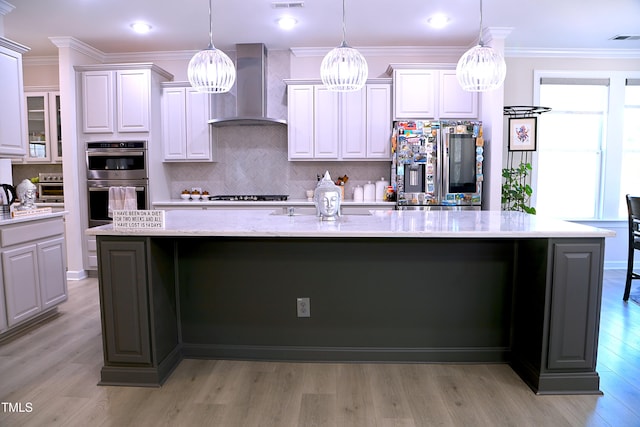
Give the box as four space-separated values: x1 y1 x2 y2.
187 0 236 93
320 0 368 92
456 0 506 92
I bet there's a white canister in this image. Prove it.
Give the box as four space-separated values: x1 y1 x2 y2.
363 181 376 202
353 185 364 202
375 177 389 201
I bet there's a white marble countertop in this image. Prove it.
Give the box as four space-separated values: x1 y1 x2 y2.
86 209 616 239
0 211 66 227
153 198 395 207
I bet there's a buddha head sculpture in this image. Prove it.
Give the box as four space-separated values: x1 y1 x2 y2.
314 171 341 220
16 179 37 211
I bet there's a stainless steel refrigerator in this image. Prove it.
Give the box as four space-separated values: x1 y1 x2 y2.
392 120 484 210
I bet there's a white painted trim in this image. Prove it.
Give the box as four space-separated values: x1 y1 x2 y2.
291 46 468 58
506 47 640 59
0 0 15 17
49 36 104 62
20 45 640 66
66 269 88 281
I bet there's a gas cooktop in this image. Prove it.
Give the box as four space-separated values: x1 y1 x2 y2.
208 195 289 201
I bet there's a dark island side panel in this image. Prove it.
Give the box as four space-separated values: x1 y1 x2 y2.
177 237 514 361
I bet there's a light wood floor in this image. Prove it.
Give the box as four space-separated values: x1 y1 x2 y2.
1 270 640 426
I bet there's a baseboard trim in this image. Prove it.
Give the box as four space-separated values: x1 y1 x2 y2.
181 344 510 363
66 269 88 281
98 346 182 387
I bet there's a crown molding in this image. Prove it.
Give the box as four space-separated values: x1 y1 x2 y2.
0 0 15 17
105 50 196 62
20 45 640 67
22 56 58 66
49 36 105 62
505 47 640 59
0 36 29 54
24 85 59 92
290 46 468 58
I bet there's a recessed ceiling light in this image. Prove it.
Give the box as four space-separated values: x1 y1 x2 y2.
277 16 298 30
427 13 450 29
131 22 152 34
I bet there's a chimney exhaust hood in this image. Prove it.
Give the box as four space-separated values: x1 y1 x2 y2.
208 43 286 126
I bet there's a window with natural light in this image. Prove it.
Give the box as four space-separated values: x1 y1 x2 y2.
534 74 640 221
619 82 640 217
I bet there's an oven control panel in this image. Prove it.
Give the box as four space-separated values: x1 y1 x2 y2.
38 172 63 183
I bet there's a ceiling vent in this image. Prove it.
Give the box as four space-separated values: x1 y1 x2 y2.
610 34 640 41
272 1 304 8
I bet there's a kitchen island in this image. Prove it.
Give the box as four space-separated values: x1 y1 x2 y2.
87 209 614 394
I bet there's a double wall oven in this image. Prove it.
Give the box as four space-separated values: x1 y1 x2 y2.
86 141 148 227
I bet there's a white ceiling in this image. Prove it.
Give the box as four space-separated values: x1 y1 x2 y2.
3 0 640 58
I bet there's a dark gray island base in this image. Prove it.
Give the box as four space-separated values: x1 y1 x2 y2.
95 214 608 395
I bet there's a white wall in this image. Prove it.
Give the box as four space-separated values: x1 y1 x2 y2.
503 55 640 269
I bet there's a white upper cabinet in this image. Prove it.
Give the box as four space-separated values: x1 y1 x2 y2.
392 67 478 120
116 70 151 133
338 89 367 159
0 38 28 157
286 80 392 161
438 70 478 119
162 84 214 161
365 84 392 159
314 86 341 159
81 69 150 134
287 84 315 159
393 69 437 119
81 70 115 133
23 91 62 163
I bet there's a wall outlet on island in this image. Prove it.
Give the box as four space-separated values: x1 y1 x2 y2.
297 297 310 318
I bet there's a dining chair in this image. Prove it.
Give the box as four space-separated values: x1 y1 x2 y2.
624 194 640 301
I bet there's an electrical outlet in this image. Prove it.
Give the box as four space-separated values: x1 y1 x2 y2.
297 297 310 317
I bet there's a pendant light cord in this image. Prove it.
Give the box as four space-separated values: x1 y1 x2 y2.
342 0 346 43
208 0 214 49
340 0 349 47
478 0 485 46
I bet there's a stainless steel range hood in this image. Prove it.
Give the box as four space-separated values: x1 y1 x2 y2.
208 43 286 127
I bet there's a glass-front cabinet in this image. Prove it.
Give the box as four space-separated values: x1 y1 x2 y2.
24 91 62 163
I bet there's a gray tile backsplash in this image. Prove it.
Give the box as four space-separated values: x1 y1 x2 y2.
166 126 391 199
166 48 391 200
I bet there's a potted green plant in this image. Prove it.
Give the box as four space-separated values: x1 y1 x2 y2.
501 162 536 214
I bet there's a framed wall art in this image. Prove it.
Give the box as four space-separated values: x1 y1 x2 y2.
508 117 537 151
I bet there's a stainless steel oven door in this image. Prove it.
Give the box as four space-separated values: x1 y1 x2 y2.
86 148 147 180
87 179 148 227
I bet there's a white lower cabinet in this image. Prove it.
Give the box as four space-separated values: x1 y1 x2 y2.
2 244 41 326
0 274 6 333
37 237 67 310
0 216 67 330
